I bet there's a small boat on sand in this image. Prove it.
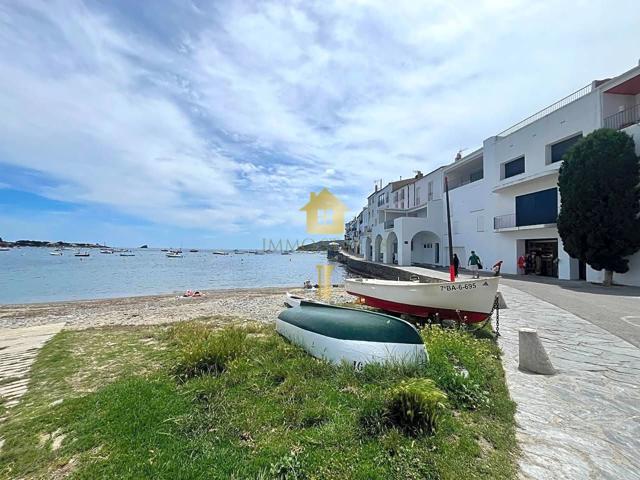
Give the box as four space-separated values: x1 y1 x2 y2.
189 249 199 253
277 302 427 367
0 247 11 251
166 251 183 258
284 292 312 308
212 251 228 255
49 250 63 256
345 277 500 324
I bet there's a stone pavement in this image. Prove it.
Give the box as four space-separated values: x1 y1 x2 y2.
0 323 65 412
498 284 640 480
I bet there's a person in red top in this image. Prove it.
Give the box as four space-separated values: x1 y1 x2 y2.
517 255 525 275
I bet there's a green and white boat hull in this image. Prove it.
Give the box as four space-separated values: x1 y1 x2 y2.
277 301 427 367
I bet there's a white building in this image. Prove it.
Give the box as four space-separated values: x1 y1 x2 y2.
347 62 640 286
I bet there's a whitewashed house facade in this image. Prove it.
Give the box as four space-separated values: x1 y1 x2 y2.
348 62 640 286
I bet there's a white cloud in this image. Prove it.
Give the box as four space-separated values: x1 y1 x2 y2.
0 0 639 237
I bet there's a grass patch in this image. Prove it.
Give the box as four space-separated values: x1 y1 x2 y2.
0 321 517 479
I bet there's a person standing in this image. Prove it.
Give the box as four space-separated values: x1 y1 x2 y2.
468 250 482 279
453 253 460 277
517 255 525 275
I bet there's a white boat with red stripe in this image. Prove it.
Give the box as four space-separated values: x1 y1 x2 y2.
345 276 500 324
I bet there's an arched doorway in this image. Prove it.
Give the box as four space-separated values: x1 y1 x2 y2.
410 231 441 265
385 232 398 264
364 236 372 261
374 235 383 263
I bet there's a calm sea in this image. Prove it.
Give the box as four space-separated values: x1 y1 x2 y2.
0 248 346 304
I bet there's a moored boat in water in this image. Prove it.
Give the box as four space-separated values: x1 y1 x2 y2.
345 276 499 324
277 301 427 367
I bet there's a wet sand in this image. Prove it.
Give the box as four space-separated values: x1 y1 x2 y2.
0 286 353 330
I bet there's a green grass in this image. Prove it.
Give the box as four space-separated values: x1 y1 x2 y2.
0 321 517 479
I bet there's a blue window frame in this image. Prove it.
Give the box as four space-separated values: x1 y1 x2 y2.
515 188 557 227
551 134 582 163
504 156 525 178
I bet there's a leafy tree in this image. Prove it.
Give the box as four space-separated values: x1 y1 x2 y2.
557 128 640 286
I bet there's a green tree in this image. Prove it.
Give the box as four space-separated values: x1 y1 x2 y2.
557 128 640 286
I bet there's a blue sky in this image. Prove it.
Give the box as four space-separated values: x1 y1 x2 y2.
1 0 639 248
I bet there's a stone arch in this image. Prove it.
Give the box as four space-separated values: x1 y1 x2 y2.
364 236 372 261
385 231 398 264
374 234 383 263
410 231 441 265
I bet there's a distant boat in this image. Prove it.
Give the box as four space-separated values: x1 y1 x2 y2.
0 247 10 251
254 251 265 255
161 248 169 252
212 251 228 255
281 251 291 255
100 249 114 254
49 251 63 256
167 250 183 258
189 249 199 253
120 250 135 257
74 251 90 257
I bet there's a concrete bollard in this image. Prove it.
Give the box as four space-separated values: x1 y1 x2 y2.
519 328 555 375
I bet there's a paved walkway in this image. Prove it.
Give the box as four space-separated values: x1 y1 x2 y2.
342 254 640 478
498 284 640 479
0 323 65 412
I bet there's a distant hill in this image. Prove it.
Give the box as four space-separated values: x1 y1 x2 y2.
297 240 343 252
0 238 106 248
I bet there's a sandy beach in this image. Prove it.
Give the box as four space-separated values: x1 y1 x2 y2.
0 286 354 330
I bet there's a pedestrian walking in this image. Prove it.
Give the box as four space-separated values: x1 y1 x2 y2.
453 253 460 277
468 250 482 279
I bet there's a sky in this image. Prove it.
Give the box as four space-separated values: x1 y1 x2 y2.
1 0 639 248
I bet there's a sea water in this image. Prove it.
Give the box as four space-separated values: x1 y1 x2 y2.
0 248 346 304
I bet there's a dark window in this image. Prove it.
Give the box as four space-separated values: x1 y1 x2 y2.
551 134 582 163
469 169 484 182
504 156 525 178
516 188 557 226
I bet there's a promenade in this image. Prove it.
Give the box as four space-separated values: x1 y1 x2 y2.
342 253 640 479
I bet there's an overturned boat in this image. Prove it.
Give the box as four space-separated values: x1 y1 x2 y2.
277 301 427 367
345 276 500 324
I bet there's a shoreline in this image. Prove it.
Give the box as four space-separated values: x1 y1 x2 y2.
0 285 353 330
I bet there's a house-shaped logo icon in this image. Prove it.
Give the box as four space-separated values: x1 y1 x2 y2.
300 188 347 235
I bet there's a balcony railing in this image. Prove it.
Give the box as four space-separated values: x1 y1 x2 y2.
604 104 640 130
494 214 516 230
384 219 395 230
497 83 593 137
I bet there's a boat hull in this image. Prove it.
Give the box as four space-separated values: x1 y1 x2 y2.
277 302 427 367
345 277 499 324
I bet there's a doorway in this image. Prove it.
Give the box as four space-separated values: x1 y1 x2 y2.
579 260 587 281
525 239 558 277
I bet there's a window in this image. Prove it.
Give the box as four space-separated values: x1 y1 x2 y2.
378 194 385 207
427 181 433 201
550 134 582 163
516 188 557 226
415 187 421 205
504 156 525 179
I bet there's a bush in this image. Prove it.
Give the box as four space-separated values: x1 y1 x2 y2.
422 327 494 410
386 378 447 435
169 322 246 381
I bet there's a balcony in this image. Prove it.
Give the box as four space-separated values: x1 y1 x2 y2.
494 214 516 230
494 213 557 232
604 104 640 130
